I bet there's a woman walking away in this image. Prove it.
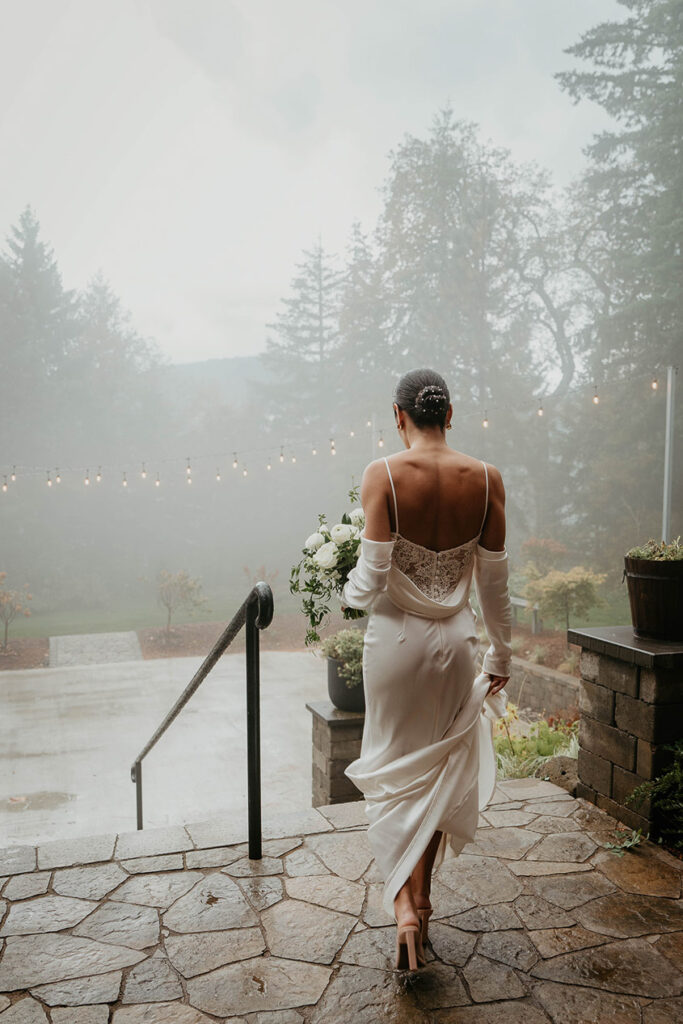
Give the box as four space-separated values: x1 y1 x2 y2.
341 368 512 971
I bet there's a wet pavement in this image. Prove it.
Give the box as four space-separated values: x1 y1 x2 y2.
0 777 681 1022
0 652 327 847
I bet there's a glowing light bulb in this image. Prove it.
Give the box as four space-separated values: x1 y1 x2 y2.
155 474 160 487
187 475 192 485
55 468 61 483
122 472 128 487
378 431 385 448
291 454 296 463
186 458 192 476
84 470 90 486
367 419 372 427
47 471 52 487
482 411 489 428
2 476 7 493
349 430 355 437
592 387 599 405
216 469 221 482
537 402 544 417
267 460 272 470
10 466 16 482
96 466 102 483
141 462 147 479
651 378 658 390
233 452 238 469
312 446 317 455
279 447 285 463
242 465 248 477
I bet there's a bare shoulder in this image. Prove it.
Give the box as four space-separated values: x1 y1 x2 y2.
483 461 505 500
360 458 388 498
361 458 387 485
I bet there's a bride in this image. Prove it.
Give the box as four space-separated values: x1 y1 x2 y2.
340 367 512 971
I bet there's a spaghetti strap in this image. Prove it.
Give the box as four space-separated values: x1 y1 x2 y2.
479 461 489 534
383 457 399 534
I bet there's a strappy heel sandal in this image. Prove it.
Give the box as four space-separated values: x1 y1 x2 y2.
395 923 425 971
416 907 433 945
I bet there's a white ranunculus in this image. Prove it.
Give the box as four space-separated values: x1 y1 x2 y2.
313 541 339 570
349 507 365 526
330 523 353 544
305 532 325 551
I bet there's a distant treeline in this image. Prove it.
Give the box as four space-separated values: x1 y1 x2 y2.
1 0 681 615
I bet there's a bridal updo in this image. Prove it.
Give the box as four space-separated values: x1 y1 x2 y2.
393 368 450 429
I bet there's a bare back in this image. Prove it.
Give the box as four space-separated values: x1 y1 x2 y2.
361 447 506 553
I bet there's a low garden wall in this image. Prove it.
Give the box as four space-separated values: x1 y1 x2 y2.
505 656 579 718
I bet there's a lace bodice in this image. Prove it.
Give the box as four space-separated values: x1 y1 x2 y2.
392 533 479 602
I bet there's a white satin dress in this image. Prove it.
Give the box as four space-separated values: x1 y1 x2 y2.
341 456 513 916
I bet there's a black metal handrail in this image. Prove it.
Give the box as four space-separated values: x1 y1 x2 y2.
131 582 274 858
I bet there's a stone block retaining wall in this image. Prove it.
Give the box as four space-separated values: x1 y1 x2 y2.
568 626 683 838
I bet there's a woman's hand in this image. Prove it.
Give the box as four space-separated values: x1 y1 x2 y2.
487 673 508 696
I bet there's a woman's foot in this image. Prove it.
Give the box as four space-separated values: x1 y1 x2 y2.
393 878 419 930
393 879 424 970
410 870 433 943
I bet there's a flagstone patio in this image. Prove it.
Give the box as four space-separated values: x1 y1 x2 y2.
0 776 681 1023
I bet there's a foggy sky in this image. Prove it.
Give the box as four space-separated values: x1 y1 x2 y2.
0 0 622 364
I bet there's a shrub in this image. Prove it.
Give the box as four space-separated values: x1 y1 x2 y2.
520 537 568 574
523 566 607 631
0 573 32 651
157 570 208 636
528 644 547 664
493 712 578 778
558 650 579 674
510 636 525 655
626 738 683 851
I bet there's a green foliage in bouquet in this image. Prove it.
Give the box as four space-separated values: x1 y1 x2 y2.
290 485 367 646
320 628 364 688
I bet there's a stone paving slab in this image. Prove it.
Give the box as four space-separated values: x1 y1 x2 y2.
0 781 682 1021
49 632 143 668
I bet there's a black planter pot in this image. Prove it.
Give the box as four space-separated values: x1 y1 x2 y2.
624 555 683 642
327 657 365 713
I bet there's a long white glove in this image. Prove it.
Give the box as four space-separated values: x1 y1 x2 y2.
340 534 394 611
473 544 513 678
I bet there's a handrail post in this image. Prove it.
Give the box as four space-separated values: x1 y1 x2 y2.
246 593 262 859
135 761 143 830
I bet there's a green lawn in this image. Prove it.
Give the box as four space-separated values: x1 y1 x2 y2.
501 584 631 632
10 587 301 640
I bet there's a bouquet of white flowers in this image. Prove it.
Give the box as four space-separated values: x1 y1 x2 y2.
290 485 367 645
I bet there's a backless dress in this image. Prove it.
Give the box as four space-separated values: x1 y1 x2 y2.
341 456 513 915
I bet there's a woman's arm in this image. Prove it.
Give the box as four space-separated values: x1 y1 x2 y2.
473 465 512 684
341 461 394 611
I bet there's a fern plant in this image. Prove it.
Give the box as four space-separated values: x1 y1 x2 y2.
625 738 683 850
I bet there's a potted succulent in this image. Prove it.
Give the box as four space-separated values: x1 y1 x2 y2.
320 628 365 713
623 536 683 642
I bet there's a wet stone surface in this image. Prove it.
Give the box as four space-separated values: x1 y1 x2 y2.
0 782 681 1021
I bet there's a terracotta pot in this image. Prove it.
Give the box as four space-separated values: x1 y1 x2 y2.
327 657 365 713
623 555 683 642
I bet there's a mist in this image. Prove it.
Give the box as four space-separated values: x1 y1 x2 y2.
0 0 681 837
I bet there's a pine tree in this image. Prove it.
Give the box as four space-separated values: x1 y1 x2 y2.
0 206 77 457
261 239 344 436
555 0 683 367
336 222 391 420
